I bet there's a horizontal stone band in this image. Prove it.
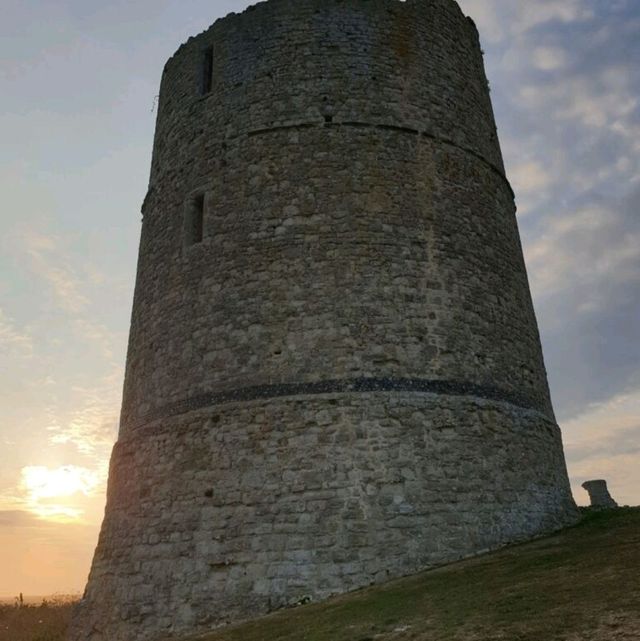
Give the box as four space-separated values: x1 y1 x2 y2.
246 120 514 199
126 377 544 431
145 119 513 213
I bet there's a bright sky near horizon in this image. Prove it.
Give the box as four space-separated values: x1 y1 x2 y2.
1 0 638 598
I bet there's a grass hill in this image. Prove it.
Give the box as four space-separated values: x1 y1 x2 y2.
2 509 638 641
182 508 640 641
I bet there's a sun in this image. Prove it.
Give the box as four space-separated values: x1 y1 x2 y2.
22 465 98 500
21 465 100 521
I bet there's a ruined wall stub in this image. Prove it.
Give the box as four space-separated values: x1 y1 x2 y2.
582 480 618 509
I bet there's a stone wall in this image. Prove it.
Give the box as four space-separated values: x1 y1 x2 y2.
70 1 579 640
75 394 575 640
120 0 544 430
582 480 618 509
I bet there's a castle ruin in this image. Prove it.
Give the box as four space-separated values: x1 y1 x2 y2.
70 1 579 639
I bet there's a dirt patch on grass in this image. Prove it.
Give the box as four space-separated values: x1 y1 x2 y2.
563 612 640 641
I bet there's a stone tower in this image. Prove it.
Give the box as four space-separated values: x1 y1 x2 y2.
70 1 578 639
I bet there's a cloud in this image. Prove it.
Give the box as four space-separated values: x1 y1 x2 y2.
16 226 126 363
0 508 99 595
460 0 640 425
18 465 103 522
0 308 33 357
510 1 594 35
509 161 555 215
21 466 101 500
562 387 640 507
73 318 118 361
570 453 640 508
24 231 90 314
1 226 123 470
532 46 568 71
517 68 638 133
457 1 504 42
0 510 49 529
0 458 110 525
568 426 640 463
510 161 553 194
458 0 594 43
524 193 640 300
526 182 640 419
0 523 98 596
47 365 121 456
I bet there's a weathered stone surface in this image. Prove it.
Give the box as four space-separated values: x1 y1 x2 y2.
582 480 618 509
69 1 579 640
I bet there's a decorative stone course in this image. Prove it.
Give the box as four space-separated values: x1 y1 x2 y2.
69 1 579 640
130 376 541 431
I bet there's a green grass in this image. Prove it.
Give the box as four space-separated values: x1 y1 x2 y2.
188 508 640 641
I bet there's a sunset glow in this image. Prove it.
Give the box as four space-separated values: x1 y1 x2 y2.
21 466 100 522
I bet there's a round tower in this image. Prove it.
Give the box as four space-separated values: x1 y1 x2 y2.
71 1 578 639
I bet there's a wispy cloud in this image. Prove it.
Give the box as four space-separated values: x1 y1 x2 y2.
0 223 123 535
516 67 639 136
73 318 118 361
531 45 568 72
0 308 33 357
19 465 103 522
525 198 640 301
47 368 121 457
0 507 99 595
508 161 555 216
24 231 90 314
17 226 125 363
456 1 640 428
0 510 45 529
459 0 594 43
0 458 109 525
563 388 640 506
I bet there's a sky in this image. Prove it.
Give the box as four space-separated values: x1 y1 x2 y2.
0 0 638 598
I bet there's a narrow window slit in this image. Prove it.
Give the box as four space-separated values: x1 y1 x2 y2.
185 193 205 246
200 46 213 95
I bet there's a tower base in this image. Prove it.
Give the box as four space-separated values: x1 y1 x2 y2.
69 390 578 641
